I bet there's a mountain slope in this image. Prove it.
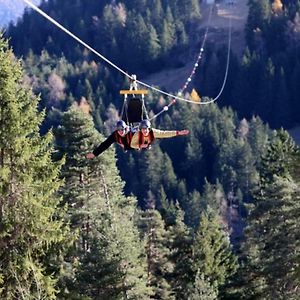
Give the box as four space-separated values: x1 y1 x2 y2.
142 0 248 92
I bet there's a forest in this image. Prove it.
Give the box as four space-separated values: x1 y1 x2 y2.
0 0 300 299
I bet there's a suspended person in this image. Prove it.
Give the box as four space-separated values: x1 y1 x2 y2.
86 120 133 158
130 119 189 150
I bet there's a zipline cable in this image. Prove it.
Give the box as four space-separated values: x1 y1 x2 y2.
23 0 231 106
179 3 214 94
23 0 130 79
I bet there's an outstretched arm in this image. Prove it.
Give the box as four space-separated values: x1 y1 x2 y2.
86 133 116 159
152 128 189 139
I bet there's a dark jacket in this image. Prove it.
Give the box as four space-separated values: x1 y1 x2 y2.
93 131 134 156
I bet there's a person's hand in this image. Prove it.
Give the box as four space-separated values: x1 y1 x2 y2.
178 129 189 136
86 153 95 159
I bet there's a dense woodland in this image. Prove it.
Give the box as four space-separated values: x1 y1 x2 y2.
0 0 300 299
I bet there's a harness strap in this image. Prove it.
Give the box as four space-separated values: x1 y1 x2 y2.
138 130 154 149
114 131 124 148
115 131 133 149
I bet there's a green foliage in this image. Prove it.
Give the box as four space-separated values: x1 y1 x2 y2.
235 129 300 299
55 106 151 299
167 210 194 299
246 0 271 49
188 271 218 300
0 34 70 299
259 129 297 187
138 209 174 299
193 209 238 290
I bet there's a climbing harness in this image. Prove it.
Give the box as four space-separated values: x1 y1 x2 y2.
114 130 133 149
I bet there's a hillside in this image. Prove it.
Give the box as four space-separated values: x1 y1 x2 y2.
142 0 248 92
0 0 40 27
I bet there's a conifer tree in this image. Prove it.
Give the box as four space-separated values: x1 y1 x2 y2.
0 34 69 298
167 209 194 299
184 190 202 228
55 106 151 299
150 0 164 31
160 7 176 55
192 209 238 290
158 187 178 226
188 271 218 300
236 129 300 299
146 24 161 61
247 116 269 166
246 0 271 49
138 208 174 300
181 0 201 23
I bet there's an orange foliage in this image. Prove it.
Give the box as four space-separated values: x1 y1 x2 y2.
272 0 283 14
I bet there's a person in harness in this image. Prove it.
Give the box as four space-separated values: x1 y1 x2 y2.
86 120 133 158
130 119 189 150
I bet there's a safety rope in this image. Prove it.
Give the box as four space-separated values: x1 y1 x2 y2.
179 3 214 94
150 3 214 120
23 0 232 106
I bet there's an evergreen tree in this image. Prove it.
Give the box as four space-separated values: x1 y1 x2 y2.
175 20 188 47
259 129 296 187
150 0 164 31
168 209 194 300
0 34 69 299
138 209 174 299
180 0 201 23
247 116 269 167
184 190 202 228
146 24 161 62
246 0 271 49
255 57 274 122
160 7 176 55
55 106 151 299
192 209 238 290
236 129 300 299
188 271 218 300
216 136 257 198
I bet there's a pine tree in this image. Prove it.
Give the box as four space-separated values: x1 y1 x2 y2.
192 209 238 290
246 0 271 49
247 115 269 166
202 180 226 213
216 136 257 198
167 209 194 299
55 106 151 299
0 34 69 299
180 0 201 23
138 209 174 300
150 0 164 31
188 271 218 300
184 190 202 228
146 24 161 61
236 129 300 299
259 129 296 187
160 7 176 55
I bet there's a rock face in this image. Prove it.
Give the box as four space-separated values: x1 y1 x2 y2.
0 0 40 28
